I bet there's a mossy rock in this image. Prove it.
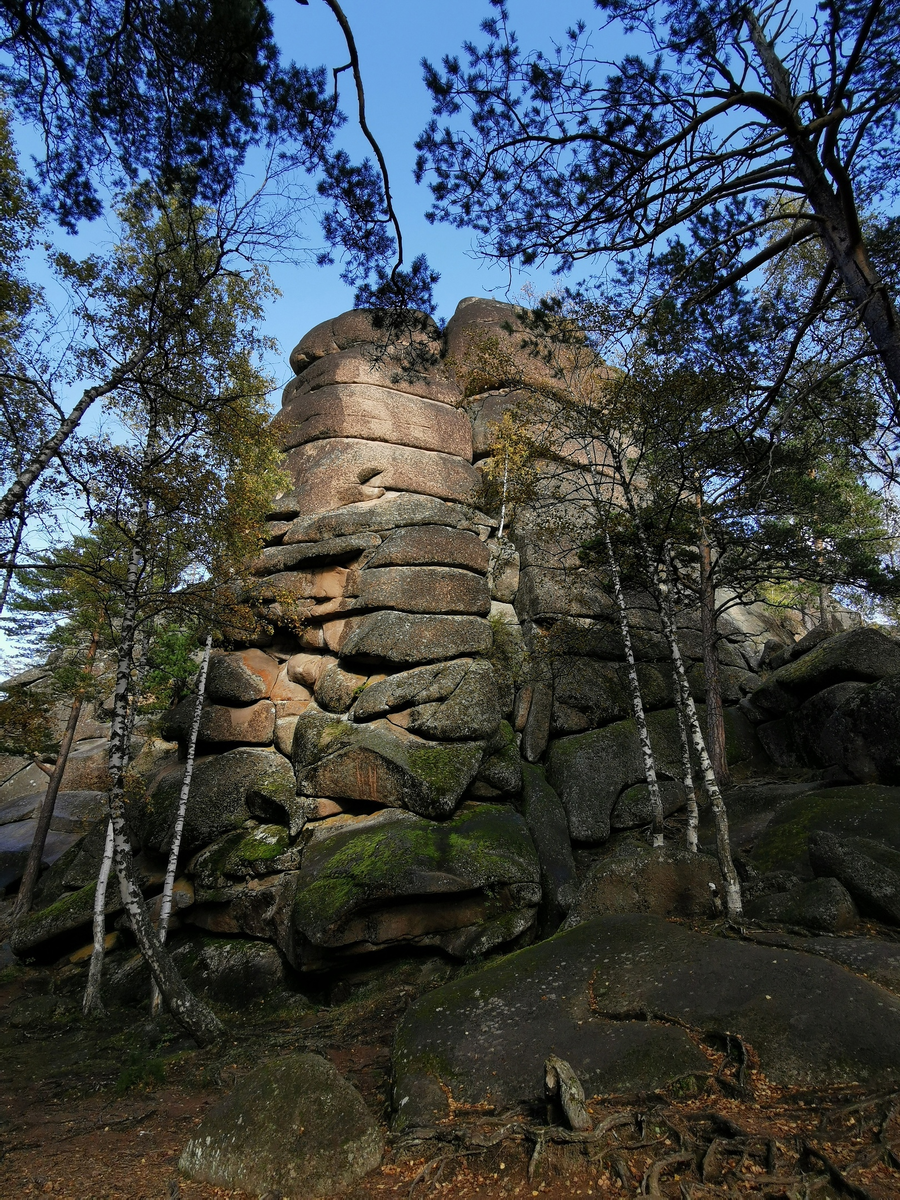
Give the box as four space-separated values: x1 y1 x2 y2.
475 720 522 794
188 824 297 888
293 706 486 818
137 747 300 853
392 913 900 1129
292 804 540 959
11 878 121 957
172 936 292 1004
180 1054 383 1197
751 785 900 878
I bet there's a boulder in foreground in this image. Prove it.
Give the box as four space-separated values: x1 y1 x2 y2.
179 1054 383 1198
392 914 900 1129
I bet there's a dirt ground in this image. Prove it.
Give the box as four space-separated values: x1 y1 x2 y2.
2 946 900 1200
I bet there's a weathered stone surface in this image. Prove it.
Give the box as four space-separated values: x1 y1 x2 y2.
282 492 491 544
476 721 522 794
815 674 900 784
791 681 866 766
206 649 279 704
285 438 480 514
180 1054 383 1198
519 764 576 928
521 681 553 763
339 611 493 664
809 830 900 924
352 660 470 721
314 664 367 713
349 565 491 616
0 789 104 834
745 876 859 933
188 824 297 888
610 780 687 829
253 533 381 575
548 706 761 843
252 564 349 603
292 707 485 818
562 842 722 926
407 660 501 741
752 786 900 878
290 306 440 371
10 879 121 956
365 524 489 574
172 937 290 1004
139 748 299 852
287 652 335 688
57 738 112 792
161 699 276 746
188 872 300 960
514 565 614 622
393 914 900 1129
748 932 900 995
276 383 472 458
292 805 540 961
284 343 458 404
487 540 520 602
270 669 312 705
750 628 900 716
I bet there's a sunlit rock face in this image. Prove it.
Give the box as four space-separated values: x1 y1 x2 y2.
5 300 803 975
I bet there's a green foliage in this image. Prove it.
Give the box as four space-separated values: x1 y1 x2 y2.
114 1050 166 1095
143 626 201 710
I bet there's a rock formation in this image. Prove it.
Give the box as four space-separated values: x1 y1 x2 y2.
4 297 898 991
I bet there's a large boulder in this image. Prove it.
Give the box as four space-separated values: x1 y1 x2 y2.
205 649 280 704
808 830 900 924
275 382 472 458
339 610 493 663
392 914 900 1129
744 876 859 933
284 438 479 514
365 524 489 573
172 937 291 1004
352 660 470 721
292 805 540 966
292 706 486 818
179 1054 383 1198
562 841 723 925
161 698 276 746
280 492 490 544
11 879 122 957
348 564 491 616
749 628 900 718
139 747 300 852
815 674 900 783
518 764 577 929
546 705 761 842
188 824 298 888
751 785 900 878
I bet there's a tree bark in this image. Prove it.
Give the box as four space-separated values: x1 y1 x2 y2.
0 504 26 618
150 632 212 1016
605 532 664 847
106 548 224 1046
745 6 900 396
699 530 730 787
82 820 114 1017
658 548 742 918
13 631 99 919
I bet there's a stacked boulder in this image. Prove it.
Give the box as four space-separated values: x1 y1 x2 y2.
6 298 827 977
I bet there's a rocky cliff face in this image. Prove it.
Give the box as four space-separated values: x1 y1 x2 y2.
6 297 878 980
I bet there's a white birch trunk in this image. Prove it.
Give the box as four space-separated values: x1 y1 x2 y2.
106 548 224 1046
604 533 664 847
82 820 115 1017
673 668 700 853
150 633 212 1015
656 548 742 917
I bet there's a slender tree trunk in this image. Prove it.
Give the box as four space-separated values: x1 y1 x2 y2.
604 532 664 847
150 633 212 1016
0 348 151 525
83 820 114 1017
106 548 224 1046
0 504 26 618
674 676 700 853
699 530 730 787
13 632 99 919
657 548 742 918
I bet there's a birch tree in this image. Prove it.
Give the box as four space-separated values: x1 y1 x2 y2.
150 633 212 1017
